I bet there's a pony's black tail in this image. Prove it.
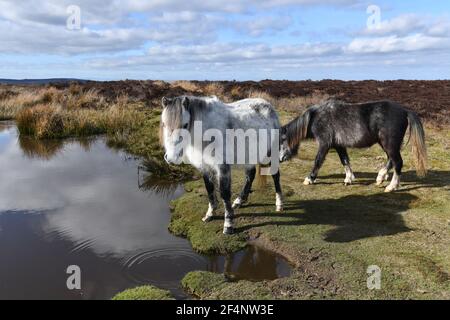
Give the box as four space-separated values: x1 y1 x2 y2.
407 111 427 177
283 107 315 155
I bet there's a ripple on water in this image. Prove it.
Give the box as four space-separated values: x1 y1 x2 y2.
122 247 208 291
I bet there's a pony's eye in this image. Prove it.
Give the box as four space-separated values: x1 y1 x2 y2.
183 123 189 129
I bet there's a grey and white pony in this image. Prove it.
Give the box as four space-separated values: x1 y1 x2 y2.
279 99 427 192
160 95 284 234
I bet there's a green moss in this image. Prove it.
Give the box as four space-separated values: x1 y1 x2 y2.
181 271 327 300
169 180 247 254
182 271 228 298
182 271 276 300
112 285 174 300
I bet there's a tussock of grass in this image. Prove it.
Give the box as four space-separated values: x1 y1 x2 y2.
203 82 226 99
248 90 329 113
112 285 174 300
15 102 143 139
0 88 49 119
171 80 200 92
181 271 227 298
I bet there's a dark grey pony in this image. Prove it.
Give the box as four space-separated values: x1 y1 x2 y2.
279 99 427 192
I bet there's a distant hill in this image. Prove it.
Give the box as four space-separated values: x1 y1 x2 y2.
0 78 87 85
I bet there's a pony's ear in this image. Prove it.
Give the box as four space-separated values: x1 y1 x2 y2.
161 96 170 107
182 96 189 108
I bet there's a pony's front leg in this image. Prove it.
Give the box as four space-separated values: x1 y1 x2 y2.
304 144 329 185
202 172 218 222
272 170 284 212
218 165 234 235
232 166 256 209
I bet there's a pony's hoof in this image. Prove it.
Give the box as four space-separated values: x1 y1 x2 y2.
376 174 389 186
202 215 213 222
344 174 355 185
276 206 283 212
232 198 244 209
384 185 398 193
223 227 234 235
303 177 314 185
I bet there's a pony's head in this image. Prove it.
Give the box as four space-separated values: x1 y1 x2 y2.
160 96 192 164
279 108 314 162
279 125 297 162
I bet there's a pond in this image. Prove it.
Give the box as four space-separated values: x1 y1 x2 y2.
0 122 291 300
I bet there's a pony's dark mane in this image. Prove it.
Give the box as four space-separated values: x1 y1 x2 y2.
283 106 316 155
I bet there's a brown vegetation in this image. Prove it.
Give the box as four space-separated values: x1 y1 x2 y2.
11 79 445 123
1 79 448 152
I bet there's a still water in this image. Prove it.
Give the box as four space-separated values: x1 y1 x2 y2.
0 122 290 300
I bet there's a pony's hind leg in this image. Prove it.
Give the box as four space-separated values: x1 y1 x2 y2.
232 166 256 209
336 147 355 185
385 152 403 192
304 143 329 185
272 170 283 212
218 165 235 234
376 159 392 186
202 172 217 222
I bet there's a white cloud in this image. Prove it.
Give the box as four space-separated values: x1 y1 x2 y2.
427 18 450 37
235 16 293 37
360 14 426 36
347 34 449 54
0 0 361 26
87 42 342 69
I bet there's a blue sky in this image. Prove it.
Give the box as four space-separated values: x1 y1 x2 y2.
0 0 449 80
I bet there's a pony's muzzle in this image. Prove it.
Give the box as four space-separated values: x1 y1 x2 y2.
164 153 171 164
280 151 291 162
164 151 183 164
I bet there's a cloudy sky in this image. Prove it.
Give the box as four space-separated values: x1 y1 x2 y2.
0 0 449 80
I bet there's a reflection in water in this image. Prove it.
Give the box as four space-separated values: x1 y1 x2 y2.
19 135 98 160
0 122 290 300
18 136 65 160
138 165 181 197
